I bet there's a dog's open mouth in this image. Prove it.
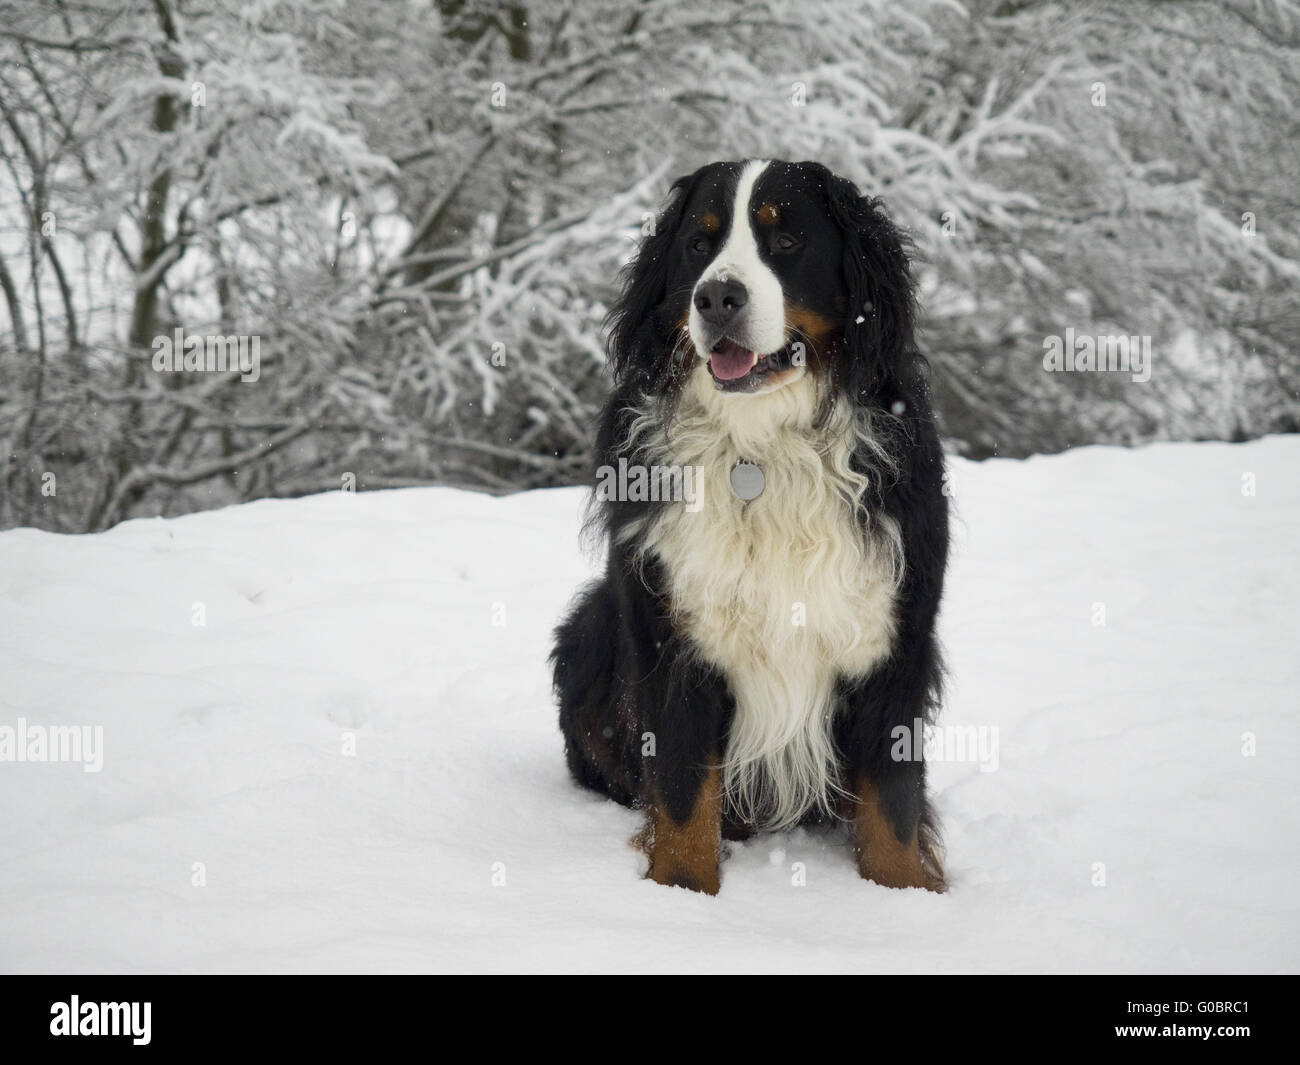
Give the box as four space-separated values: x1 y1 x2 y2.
707 338 797 391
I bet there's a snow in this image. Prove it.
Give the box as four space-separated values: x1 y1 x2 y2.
1 437 1297 974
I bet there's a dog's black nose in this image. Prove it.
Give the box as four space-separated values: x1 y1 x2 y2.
693 278 749 327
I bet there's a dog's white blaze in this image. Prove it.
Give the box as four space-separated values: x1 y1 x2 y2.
689 159 786 358
635 367 904 829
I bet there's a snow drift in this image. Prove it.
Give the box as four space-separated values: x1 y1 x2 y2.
1 437 1296 973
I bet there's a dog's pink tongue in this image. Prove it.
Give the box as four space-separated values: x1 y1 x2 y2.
710 339 757 381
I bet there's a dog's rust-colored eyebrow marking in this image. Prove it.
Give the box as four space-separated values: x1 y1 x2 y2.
784 301 835 344
698 211 721 234
756 202 780 226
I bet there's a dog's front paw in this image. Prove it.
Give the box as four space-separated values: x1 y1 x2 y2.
857 852 946 893
647 853 720 895
636 770 723 895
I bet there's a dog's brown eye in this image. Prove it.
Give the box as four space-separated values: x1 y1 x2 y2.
775 234 800 251
690 236 711 255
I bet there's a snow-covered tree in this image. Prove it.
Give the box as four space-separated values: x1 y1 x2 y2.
1 0 1296 530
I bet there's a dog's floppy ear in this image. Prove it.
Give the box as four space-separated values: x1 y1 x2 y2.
606 169 700 387
815 166 919 399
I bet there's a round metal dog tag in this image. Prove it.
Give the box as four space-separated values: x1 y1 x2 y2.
730 461 765 501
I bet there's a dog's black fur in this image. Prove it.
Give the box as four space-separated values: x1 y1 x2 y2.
550 160 949 893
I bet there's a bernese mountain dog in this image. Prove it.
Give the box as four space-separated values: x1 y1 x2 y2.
551 159 949 895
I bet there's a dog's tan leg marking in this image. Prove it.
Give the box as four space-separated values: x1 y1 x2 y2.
854 778 945 892
643 765 722 895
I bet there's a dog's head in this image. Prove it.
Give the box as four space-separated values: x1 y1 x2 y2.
608 159 917 402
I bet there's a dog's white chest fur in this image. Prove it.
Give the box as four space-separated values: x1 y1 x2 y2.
636 370 902 828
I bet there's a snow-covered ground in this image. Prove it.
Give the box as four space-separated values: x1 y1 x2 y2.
1 437 1296 973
